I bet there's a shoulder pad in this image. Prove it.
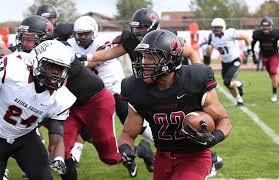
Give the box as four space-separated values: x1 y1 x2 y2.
112 35 122 45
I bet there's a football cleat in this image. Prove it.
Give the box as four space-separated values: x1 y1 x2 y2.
209 153 224 177
237 83 244 96
271 94 277 102
136 139 154 172
236 101 244 106
3 169 9 180
123 160 138 177
22 172 28 178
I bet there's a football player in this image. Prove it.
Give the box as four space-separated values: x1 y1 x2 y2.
0 40 76 179
67 15 126 169
60 48 122 180
206 18 251 106
73 14 155 177
118 29 232 180
76 8 224 176
35 4 58 27
251 17 279 102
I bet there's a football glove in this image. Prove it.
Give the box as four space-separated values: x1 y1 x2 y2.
119 144 137 167
75 53 87 62
49 157 66 175
182 120 216 148
252 54 259 64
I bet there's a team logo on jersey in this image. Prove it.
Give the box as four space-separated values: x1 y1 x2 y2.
32 95 38 100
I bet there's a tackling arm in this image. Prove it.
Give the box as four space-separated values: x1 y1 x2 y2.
182 44 201 64
86 44 126 68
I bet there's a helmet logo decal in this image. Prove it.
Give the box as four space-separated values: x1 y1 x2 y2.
46 22 54 33
136 43 150 49
41 12 51 18
130 21 140 26
149 13 158 30
170 40 181 55
34 41 51 56
150 13 157 21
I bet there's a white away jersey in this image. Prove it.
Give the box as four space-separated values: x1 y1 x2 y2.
0 53 76 139
210 28 240 63
68 37 125 94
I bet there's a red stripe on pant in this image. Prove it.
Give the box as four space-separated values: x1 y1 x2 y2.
63 87 121 165
153 149 212 180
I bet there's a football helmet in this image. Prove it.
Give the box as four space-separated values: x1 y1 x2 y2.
260 17 273 34
129 8 160 41
211 18 226 36
133 29 183 84
16 15 54 53
73 16 98 49
27 40 73 90
35 4 58 26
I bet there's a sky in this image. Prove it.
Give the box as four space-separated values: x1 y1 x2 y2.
1 0 266 22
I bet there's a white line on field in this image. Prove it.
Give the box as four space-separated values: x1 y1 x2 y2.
217 85 279 145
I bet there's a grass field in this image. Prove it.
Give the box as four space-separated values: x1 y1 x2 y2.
6 70 279 180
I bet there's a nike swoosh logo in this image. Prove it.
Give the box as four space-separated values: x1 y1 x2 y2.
177 94 186 99
195 141 208 146
130 163 138 177
40 104 48 106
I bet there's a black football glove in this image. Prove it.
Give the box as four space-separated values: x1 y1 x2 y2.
182 120 216 148
245 49 252 56
49 159 66 175
119 144 137 167
252 54 259 64
75 53 87 62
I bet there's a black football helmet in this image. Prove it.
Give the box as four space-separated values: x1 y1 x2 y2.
260 17 273 34
129 8 160 41
16 15 54 53
35 4 58 26
133 29 183 84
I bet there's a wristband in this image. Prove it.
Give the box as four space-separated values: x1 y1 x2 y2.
212 129 225 145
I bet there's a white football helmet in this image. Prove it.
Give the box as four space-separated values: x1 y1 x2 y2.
73 16 98 48
27 40 73 90
211 18 226 35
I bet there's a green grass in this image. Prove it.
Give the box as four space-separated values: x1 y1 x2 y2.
6 70 279 179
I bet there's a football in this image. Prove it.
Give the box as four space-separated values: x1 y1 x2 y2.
183 111 215 133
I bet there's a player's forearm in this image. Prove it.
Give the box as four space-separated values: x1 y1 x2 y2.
188 52 201 64
48 134 65 159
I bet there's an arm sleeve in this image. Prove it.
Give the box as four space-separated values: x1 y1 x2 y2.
48 119 64 136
